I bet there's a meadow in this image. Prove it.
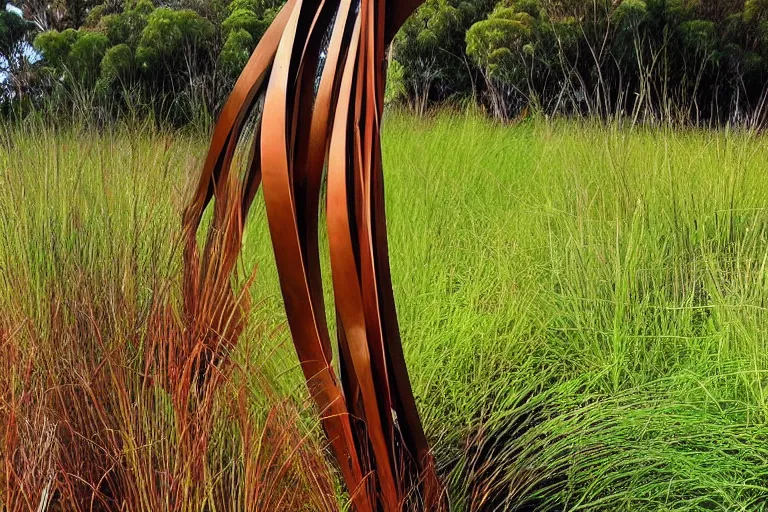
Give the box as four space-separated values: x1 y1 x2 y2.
3 112 768 510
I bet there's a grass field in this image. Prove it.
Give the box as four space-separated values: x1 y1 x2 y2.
3 113 768 510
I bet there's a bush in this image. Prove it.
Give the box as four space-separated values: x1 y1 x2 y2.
83 4 106 28
100 9 150 48
466 10 533 80
220 28 254 80
135 8 214 72
227 0 282 14
99 43 134 87
385 59 407 105
33 28 79 68
67 31 110 83
221 8 269 39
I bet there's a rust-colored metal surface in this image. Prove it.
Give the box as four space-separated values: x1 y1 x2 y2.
183 0 443 509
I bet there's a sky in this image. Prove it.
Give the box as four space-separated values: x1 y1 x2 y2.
5 2 22 16
1 3 41 89
5 2 42 64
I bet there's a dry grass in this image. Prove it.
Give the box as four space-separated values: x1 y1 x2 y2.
0 121 341 511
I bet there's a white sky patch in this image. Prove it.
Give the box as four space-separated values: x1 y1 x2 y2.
0 1 42 86
5 3 23 16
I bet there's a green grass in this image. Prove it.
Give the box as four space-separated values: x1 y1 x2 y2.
3 113 768 510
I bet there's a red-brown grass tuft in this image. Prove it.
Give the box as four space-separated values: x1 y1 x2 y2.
0 231 340 511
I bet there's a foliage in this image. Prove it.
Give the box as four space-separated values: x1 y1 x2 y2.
0 8 37 104
135 8 213 71
394 0 494 114
33 27 78 67
227 0 282 13
99 1 152 48
33 27 108 85
97 41 133 88
218 1 277 83
219 27 253 80
0 8 33 59
390 0 768 122
384 58 406 105
83 3 106 27
222 8 269 39
66 30 108 82
30 0 225 124
12 0 768 124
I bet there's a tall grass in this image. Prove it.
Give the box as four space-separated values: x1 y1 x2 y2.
381 113 768 510
3 112 768 510
0 122 339 511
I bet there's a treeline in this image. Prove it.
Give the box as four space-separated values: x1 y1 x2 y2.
3 0 768 125
395 0 768 124
2 0 281 124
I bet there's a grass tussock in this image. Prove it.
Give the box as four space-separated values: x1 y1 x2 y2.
0 122 339 511
3 113 768 510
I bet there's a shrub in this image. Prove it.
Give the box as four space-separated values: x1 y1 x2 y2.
33 28 79 68
221 8 269 39
99 42 134 86
220 28 254 79
135 8 214 72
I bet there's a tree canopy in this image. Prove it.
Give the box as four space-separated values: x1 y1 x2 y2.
4 0 768 125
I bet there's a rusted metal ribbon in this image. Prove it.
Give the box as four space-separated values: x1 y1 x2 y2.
183 0 443 509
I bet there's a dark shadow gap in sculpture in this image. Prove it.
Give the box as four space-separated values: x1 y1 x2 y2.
182 0 444 510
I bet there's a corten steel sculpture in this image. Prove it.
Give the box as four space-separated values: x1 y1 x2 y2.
182 0 443 510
